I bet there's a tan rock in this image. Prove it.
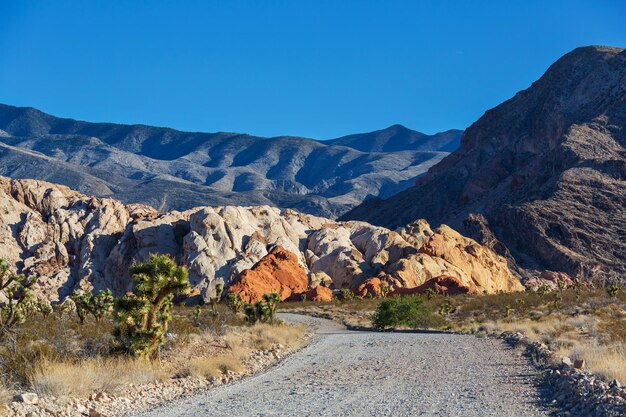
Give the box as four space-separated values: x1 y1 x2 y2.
418 225 524 293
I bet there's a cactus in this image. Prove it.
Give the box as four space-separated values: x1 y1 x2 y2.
112 254 190 360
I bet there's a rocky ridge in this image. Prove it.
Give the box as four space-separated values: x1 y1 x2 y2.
342 46 626 284
0 177 523 302
0 103 461 217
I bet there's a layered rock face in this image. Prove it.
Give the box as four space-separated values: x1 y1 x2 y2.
0 177 522 302
343 46 626 283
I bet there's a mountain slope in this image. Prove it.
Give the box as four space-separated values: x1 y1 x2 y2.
342 46 626 282
0 105 461 217
325 124 462 152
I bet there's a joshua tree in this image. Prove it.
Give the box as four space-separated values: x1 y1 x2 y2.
0 270 38 334
70 291 92 325
52 299 75 319
36 298 53 319
379 282 390 298
226 292 244 314
192 305 202 325
607 283 620 298
424 288 438 300
209 282 224 313
113 254 190 360
536 284 550 296
263 293 280 325
90 289 115 323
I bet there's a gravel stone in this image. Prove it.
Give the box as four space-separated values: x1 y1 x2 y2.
135 314 551 417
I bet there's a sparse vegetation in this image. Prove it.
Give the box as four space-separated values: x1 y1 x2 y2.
243 293 280 325
282 282 626 384
0 256 307 411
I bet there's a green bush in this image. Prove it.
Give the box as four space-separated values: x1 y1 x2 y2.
336 288 354 302
371 297 424 330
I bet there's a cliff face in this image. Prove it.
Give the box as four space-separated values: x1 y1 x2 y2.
0 177 522 302
342 46 626 282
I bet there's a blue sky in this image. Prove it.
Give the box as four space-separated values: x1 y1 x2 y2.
1 1 625 139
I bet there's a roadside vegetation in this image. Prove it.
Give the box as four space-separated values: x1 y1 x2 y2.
283 281 626 383
0 256 306 414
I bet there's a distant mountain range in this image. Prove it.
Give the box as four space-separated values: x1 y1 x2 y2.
343 46 626 283
0 104 461 217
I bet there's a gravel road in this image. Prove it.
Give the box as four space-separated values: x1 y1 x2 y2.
136 314 552 417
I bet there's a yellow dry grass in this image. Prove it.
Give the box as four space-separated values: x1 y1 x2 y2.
0 382 10 417
30 358 167 397
481 314 626 383
571 344 626 383
180 323 306 378
184 354 245 378
243 323 307 350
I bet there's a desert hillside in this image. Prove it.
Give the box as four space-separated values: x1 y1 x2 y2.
0 104 461 217
343 46 626 283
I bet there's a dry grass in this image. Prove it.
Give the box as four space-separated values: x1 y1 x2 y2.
179 322 306 378
0 382 10 417
571 345 626 383
185 354 245 378
30 358 167 397
243 323 307 350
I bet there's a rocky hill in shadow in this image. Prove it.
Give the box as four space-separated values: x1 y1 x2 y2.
342 46 626 283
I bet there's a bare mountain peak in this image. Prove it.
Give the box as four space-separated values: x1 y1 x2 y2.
343 45 626 283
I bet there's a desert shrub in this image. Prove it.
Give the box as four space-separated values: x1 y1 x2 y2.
336 288 354 302
372 296 424 330
112 254 190 359
244 323 306 350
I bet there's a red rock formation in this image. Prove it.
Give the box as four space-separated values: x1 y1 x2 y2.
228 246 308 303
353 278 384 297
299 286 333 302
390 275 473 297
